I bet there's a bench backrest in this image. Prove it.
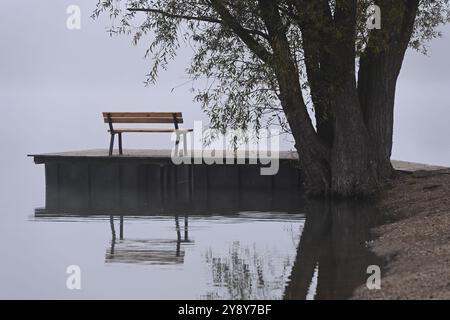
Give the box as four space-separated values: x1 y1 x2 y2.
103 112 183 124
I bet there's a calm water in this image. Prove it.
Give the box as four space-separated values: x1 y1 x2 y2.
0 0 448 300
0 155 382 299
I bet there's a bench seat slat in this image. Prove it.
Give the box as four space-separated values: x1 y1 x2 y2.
104 117 184 124
103 112 182 117
110 128 193 133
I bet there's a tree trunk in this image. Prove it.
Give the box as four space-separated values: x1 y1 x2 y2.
358 0 420 180
330 80 379 197
315 0 379 197
277 74 332 196
258 0 420 197
358 51 398 179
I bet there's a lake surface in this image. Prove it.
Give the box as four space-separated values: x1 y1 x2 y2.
0 0 448 300
0 157 382 299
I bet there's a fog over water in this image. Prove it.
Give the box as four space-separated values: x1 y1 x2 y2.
0 0 448 299
0 0 449 168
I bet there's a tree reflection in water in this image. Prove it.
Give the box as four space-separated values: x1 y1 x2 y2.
203 239 297 300
203 200 383 300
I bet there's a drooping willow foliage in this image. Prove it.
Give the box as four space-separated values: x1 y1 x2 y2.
92 0 450 137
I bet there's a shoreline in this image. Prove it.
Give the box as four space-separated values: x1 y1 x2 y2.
352 168 450 299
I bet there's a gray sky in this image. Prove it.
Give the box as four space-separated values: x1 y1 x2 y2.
0 0 449 166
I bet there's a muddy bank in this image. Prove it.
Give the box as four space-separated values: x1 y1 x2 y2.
352 169 450 299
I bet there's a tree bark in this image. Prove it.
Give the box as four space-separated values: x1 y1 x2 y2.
291 0 336 147
325 0 379 196
258 0 332 196
358 0 420 179
358 51 398 179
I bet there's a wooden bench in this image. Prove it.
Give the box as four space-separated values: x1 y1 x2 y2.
103 112 193 156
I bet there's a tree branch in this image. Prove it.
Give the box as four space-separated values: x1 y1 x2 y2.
257 0 324 147
128 7 222 23
208 0 272 63
287 0 337 146
127 7 269 39
361 0 420 74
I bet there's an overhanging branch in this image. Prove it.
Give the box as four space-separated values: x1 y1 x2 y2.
208 0 272 63
127 7 269 39
128 7 221 23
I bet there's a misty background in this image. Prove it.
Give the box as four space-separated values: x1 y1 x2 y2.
0 0 449 183
0 0 448 299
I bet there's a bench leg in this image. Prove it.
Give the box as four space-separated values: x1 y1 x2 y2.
118 133 123 155
109 133 115 156
183 132 188 156
174 132 181 156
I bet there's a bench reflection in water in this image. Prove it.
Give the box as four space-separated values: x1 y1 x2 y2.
106 215 193 265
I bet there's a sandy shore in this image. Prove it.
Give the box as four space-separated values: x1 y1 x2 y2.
352 168 450 299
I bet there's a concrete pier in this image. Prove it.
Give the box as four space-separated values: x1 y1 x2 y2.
30 149 302 216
